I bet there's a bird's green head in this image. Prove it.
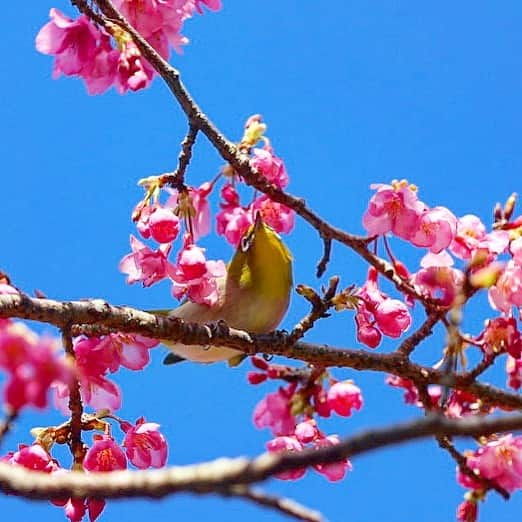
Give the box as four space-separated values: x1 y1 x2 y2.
227 213 293 297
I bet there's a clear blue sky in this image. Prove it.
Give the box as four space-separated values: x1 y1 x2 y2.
2 1 522 520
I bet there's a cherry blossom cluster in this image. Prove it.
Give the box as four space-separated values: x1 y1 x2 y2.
456 435 522 522
1 416 167 522
36 1 221 95
119 115 294 306
53 333 159 414
249 357 361 482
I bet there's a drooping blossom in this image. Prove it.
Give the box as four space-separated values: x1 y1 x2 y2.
142 206 181 244
119 235 173 287
477 317 522 359
326 381 363 417
266 436 306 480
313 434 352 482
354 268 411 348
312 384 333 417
413 252 464 306
122 417 168 469
450 214 509 261
100 333 159 372
362 180 424 239
294 419 319 444
459 435 522 492
83 436 127 472
52 496 106 522
506 355 522 390
36 9 101 78
4 443 58 473
488 260 522 314
0 322 71 411
253 384 297 436
456 498 478 522
250 147 289 189
409 206 457 253
115 41 155 93
168 238 226 306
252 195 295 235
216 184 253 246
53 336 121 413
386 375 419 404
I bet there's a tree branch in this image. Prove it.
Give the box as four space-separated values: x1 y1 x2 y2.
1 414 522 500
1 294 521 410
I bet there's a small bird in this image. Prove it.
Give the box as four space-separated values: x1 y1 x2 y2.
162 213 293 363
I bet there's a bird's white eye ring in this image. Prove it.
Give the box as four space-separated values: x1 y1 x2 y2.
241 234 253 252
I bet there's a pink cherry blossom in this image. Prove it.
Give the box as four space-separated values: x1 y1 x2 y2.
373 298 411 338
313 435 352 482
354 308 382 348
0 322 71 411
250 147 289 189
506 355 522 390
253 384 297 436
100 333 159 372
36 9 100 78
53 336 122 413
81 34 119 95
326 381 363 417
148 207 181 244
463 435 522 492
477 317 522 359
294 420 319 444
83 436 127 472
216 204 253 246
266 436 306 480
119 235 173 287
122 417 168 468
168 240 226 306
410 206 457 253
450 214 509 261
488 260 522 314
312 385 333 417
456 499 478 522
386 375 419 404
115 41 155 93
413 264 463 306
6 444 57 472
252 195 295 235
53 497 106 522
362 180 425 239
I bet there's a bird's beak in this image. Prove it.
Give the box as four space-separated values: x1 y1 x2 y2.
254 211 263 231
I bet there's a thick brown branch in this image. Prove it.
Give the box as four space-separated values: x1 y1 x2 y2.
1 414 522 500
1 294 521 410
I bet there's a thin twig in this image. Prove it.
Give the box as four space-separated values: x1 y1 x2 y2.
159 123 198 190
0 409 18 449
397 311 443 357
223 485 323 522
316 237 332 278
62 326 86 468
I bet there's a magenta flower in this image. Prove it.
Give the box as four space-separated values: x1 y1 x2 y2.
250 147 289 189
456 499 478 522
478 317 522 359
36 9 100 78
362 180 425 239
410 206 457 253
489 260 522 314
0 322 71 411
122 417 168 469
119 235 173 287
266 436 306 480
373 298 411 338
326 381 363 417
168 240 226 306
313 435 352 482
100 333 159 372
386 375 419 405
252 195 295 235
148 207 180 244
294 420 319 444
115 41 154 93
84 436 127 472
6 443 57 473
462 435 522 492
253 385 297 436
